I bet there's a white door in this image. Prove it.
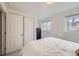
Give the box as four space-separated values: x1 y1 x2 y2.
24 17 34 45
6 14 23 54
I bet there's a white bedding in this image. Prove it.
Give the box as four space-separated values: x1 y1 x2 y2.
21 37 79 56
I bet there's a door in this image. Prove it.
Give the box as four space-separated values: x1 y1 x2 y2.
6 14 23 54
24 17 34 45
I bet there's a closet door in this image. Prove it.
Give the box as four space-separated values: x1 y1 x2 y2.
6 14 23 54
24 17 34 45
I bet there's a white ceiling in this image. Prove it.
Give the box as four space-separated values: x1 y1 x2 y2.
4 2 79 19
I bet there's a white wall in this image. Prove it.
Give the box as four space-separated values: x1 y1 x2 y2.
51 13 65 39
39 6 79 43
53 6 79 42
64 32 79 43
39 11 65 39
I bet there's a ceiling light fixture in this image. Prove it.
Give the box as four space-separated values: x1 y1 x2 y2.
46 2 54 5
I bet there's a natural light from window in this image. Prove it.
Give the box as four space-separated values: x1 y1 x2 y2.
41 21 51 31
65 14 79 32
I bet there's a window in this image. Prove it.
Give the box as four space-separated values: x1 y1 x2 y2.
65 14 79 32
41 21 51 31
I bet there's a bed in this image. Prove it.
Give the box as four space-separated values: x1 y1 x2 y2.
20 37 79 56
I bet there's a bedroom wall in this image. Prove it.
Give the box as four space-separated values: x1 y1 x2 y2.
51 13 65 39
38 9 65 39
39 6 79 43
64 32 79 43
6 8 36 18
51 6 79 43
63 7 79 43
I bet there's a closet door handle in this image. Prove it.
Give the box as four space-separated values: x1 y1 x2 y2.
21 34 24 36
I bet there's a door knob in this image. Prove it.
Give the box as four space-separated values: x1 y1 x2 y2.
21 34 24 36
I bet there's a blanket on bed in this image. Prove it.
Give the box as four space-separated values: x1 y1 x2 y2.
20 37 79 56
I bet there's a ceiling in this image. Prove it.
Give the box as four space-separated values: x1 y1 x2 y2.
4 2 79 19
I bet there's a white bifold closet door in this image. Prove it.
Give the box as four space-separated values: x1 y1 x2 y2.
6 14 23 54
24 17 34 45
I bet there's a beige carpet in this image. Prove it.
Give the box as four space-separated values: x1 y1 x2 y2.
6 50 21 56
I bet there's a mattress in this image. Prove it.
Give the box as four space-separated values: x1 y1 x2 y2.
20 37 79 56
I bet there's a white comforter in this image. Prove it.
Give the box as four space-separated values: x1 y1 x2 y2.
21 37 79 56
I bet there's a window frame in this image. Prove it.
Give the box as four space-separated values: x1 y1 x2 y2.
65 14 79 32
41 20 51 32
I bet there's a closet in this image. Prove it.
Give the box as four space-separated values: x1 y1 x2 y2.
0 12 35 55
24 17 35 45
6 14 23 54
5 14 35 54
